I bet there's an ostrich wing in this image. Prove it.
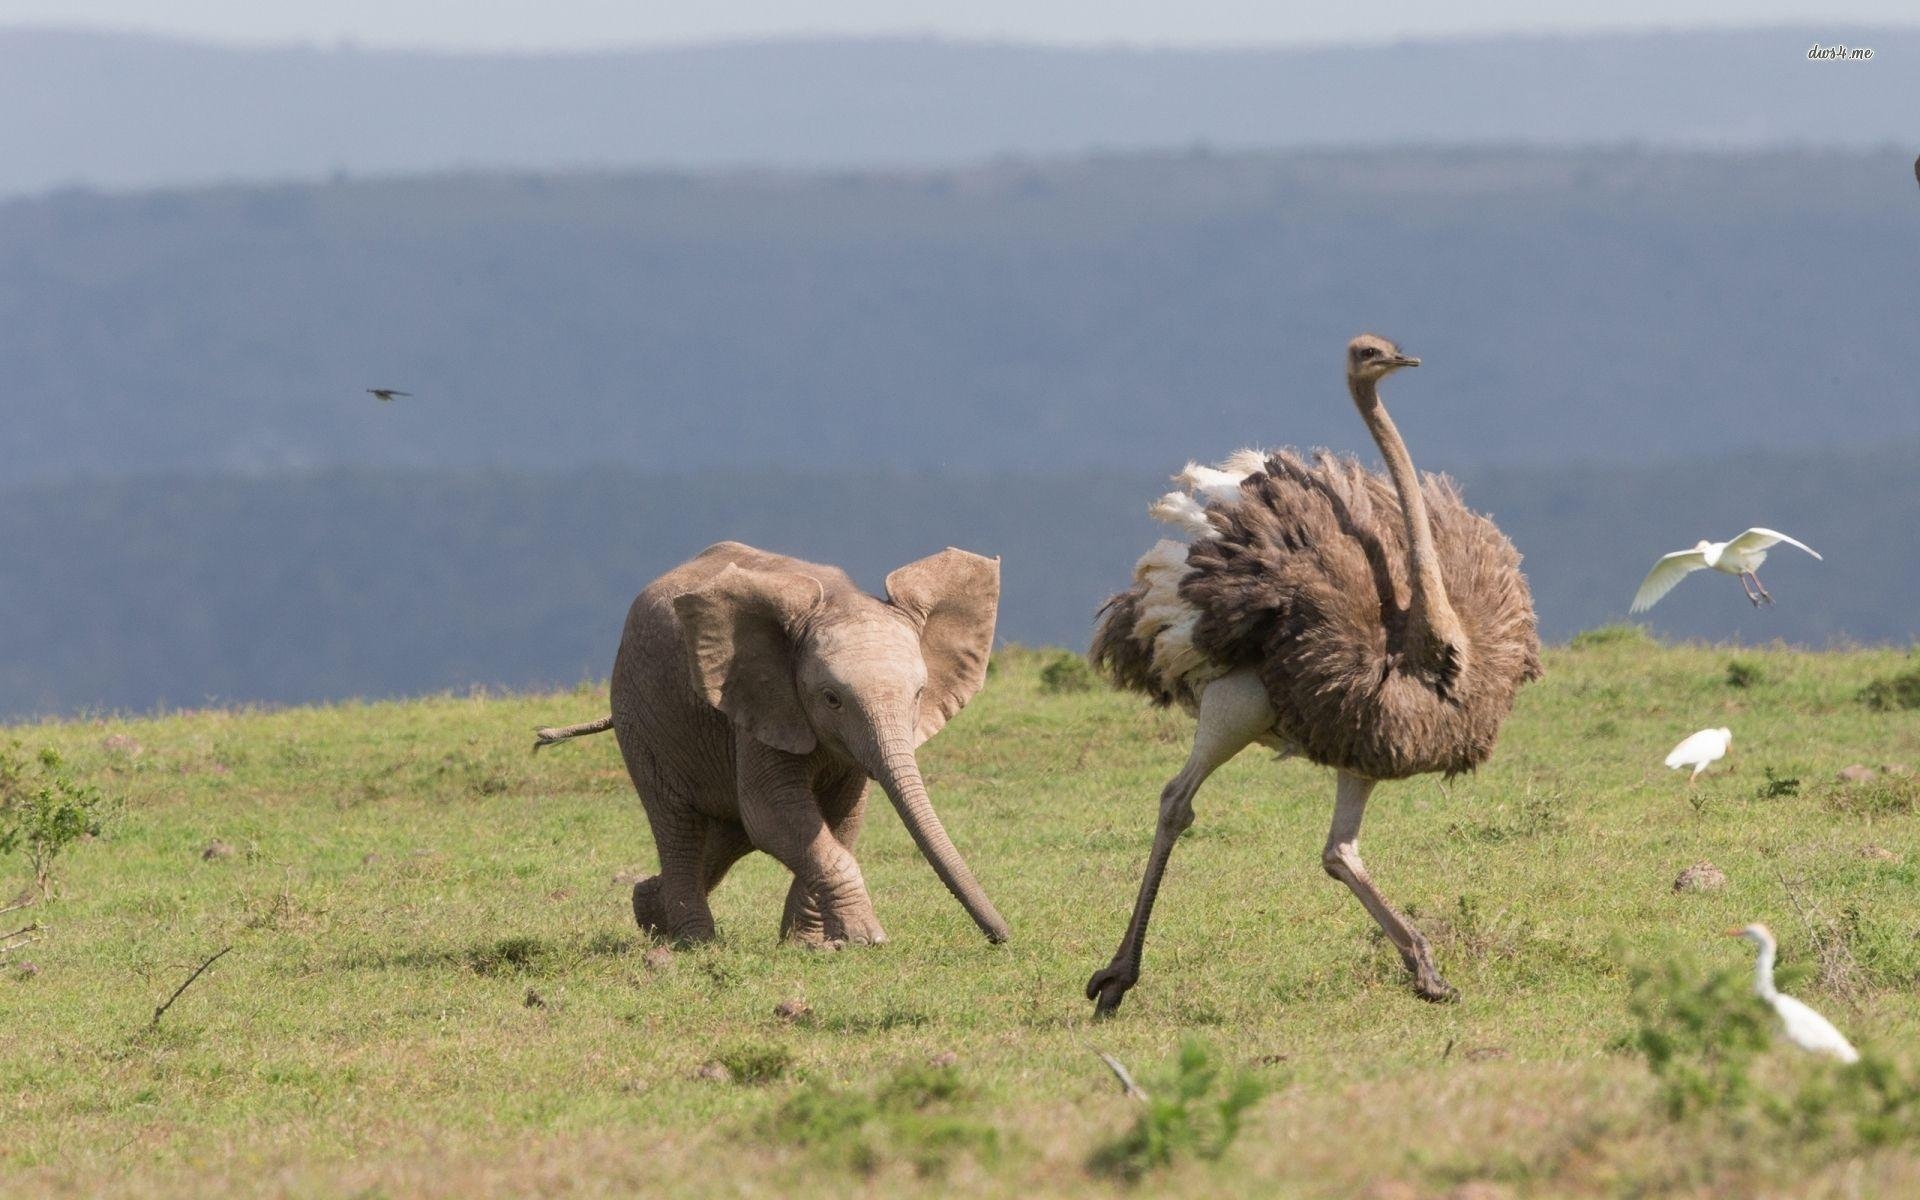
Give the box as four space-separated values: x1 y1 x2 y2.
1769 992 1860 1062
1725 528 1822 561
1631 548 1709 613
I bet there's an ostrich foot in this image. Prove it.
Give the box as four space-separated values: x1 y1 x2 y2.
1086 960 1138 1017
1401 947 1459 1003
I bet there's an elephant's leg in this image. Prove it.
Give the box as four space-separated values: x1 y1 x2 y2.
1087 670 1273 1016
1322 770 1456 1002
781 774 873 943
634 819 754 937
738 743 883 948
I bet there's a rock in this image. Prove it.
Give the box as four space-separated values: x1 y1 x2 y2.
1673 861 1727 893
200 839 235 862
928 1050 960 1068
1860 845 1899 861
773 998 812 1023
611 868 648 887
694 1061 732 1084
1838 765 1879 783
12 961 39 980
642 946 675 973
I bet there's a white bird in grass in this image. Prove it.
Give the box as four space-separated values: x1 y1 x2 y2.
1665 727 1731 783
1726 923 1860 1063
1631 528 1821 613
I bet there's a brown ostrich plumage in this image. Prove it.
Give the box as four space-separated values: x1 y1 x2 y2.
1181 450 1540 779
1084 333 1543 1016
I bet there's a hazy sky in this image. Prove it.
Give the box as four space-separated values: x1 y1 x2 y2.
2 0 1911 50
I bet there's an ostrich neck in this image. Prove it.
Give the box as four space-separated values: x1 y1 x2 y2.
1350 374 1467 672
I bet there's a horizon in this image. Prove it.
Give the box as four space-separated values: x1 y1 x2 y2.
5 17 1918 55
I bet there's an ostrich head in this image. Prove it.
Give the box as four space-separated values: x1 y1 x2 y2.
1346 333 1420 384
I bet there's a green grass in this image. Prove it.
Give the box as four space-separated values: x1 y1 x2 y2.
3 640 1920 1197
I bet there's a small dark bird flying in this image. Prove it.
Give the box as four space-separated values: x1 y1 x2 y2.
366 388 412 402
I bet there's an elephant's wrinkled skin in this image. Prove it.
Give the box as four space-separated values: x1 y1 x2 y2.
604 541 1008 948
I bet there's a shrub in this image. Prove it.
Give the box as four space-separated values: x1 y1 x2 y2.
1088 1041 1270 1183
717 1042 794 1084
1627 956 1780 1119
1859 668 1920 712
766 1062 998 1176
1039 652 1097 695
1725 659 1765 689
1756 768 1801 799
0 742 112 900
1569 624 1653 650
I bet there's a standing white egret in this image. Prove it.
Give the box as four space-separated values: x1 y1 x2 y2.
1726 923 1860 1063
1630 528 1821 612
1665 727 1732 783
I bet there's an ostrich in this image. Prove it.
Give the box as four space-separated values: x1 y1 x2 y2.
1084 333 1542 1015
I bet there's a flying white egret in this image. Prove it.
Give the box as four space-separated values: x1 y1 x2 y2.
1630 528 1822 613
1726 923 1860 1063
1665 727 1731 783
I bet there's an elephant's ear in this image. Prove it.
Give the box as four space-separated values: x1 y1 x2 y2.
885 549 1000 746
673 564 824 755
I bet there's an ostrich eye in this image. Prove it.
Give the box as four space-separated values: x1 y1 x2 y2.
1358 346 1379 360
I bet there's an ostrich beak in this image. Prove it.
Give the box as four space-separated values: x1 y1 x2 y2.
1391 355 1421 368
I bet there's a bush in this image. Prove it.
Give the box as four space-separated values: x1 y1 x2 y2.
1859 668 1920 712
1627 956 1776 1119
1039 653 1097 695
1569 624 1653 650
1628 950 1920 1150
1088 1041 1270 1183
1756 768 1801 799
766 1062 998 1177
0 742 111 899
1725 659 1765 689
717 1042 794 1085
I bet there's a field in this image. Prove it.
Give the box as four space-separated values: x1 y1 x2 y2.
5 635 1920 1197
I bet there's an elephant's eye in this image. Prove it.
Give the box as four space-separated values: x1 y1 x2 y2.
821 688 843 710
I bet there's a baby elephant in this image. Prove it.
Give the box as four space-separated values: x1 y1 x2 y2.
540 541 1009 948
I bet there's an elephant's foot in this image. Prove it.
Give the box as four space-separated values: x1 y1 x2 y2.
784 906 888 949
1085 959 1138 1018
631 877 715 945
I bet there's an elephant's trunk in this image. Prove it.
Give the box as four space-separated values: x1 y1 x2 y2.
861 720 1009 944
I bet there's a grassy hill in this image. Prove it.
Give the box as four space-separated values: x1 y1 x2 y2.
5 639 1920 1196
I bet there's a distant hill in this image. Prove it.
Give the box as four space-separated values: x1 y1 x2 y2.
2 27 1916 196
1 447 1911 718
2 147 1917 486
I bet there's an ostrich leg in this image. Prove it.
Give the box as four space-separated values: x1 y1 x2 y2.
1086 670 1274 1016
1322 771 1457 1002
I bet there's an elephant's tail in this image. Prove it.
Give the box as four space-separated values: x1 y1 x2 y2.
531 715 614 753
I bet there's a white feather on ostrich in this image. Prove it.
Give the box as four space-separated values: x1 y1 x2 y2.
1129 450 1270 702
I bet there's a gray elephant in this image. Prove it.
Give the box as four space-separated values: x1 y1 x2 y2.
536 541 1009 948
